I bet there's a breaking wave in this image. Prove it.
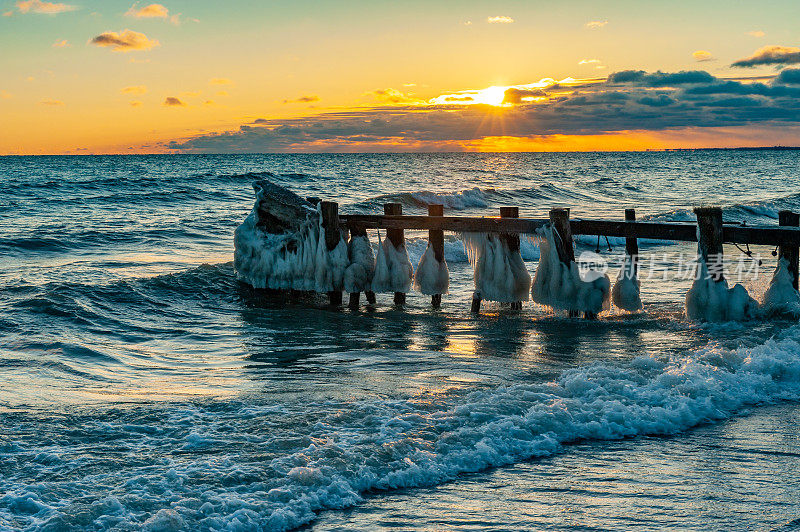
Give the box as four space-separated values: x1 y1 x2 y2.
3 325 800 530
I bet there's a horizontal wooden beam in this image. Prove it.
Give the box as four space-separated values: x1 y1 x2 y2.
341 214 548 234
339 214 800 247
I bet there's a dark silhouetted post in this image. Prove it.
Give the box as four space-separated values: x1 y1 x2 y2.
384 202 406 305
779 210 800 290
429 204 445 308
625 208 639 276
321 201 342 306
694 206 724 282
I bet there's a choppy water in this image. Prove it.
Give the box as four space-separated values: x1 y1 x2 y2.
2 152 800 531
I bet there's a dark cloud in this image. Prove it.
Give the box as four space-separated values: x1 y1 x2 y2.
502 88 546 104
90 29 159 52
163 97 185 106
167 70 800 152
283 95 320 104
775 68 800 85
732 45 800 68
607 70 716 86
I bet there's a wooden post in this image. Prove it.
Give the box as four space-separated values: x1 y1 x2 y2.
428 204 445 308
501 207 523 310
384 203 406 305
549 208 580 317
549 208 575 263
694 207 724 282
321 201 343 306
624 208 638 277
779 210 800 290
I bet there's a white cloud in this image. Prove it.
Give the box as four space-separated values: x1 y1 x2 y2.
487 15 514 24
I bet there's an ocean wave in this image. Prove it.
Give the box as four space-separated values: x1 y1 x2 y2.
354 187 490 211
3 326 799 530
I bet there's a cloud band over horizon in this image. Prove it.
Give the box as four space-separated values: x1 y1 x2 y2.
166 68 800 153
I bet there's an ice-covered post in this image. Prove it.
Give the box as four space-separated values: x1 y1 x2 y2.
778 210 799 290
624 208 639 274
428 204 445 308
348 223 366 310
384 202 406 305
694 206 724 282
321 201 343 306
549 208 581 317
501 206 523 310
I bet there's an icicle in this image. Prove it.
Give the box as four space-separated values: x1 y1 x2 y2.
371 229 413 293
344 233 375 293
685 252 758 322
462 232 530 302
531 226 610 314
761 257 800 317
611 254 643 312
414 245 449 295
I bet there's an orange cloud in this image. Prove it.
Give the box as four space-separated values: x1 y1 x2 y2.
585 20 608 29
364 88 414 103
283 94 320 104
163 96 185 106
40 99 64 106
130 101 143 107
90 30 159 52
747 30 765 38
693 50 714 62
732 45 800 68
121 85 147 95
209 78 232 85
52 39 69 48
16 0 76 14
126 3 167 18
0 90 13 99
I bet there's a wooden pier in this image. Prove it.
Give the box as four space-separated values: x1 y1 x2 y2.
323 202 800 312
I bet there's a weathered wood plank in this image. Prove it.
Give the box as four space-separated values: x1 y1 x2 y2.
340 214 800 247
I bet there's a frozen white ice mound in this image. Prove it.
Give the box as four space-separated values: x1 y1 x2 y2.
612 255 643 312
685 257 759 322
234 194 355 292
371 235 413 293
414 245 449 295
762 258 800 317
531 226 610 314
343 235 375 293
463 232 531 302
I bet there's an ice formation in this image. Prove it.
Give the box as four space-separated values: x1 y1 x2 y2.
413 245 449 295
611 255 643 312
462 232 531 302
371 233 413 293
531 226 611 314
761 258 800 317
343 235 375 293
234 193 351 292
684 256 758 322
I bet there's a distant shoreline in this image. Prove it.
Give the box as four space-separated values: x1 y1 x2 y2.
2 146 800 156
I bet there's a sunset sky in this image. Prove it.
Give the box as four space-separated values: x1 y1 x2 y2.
2 0 800 154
